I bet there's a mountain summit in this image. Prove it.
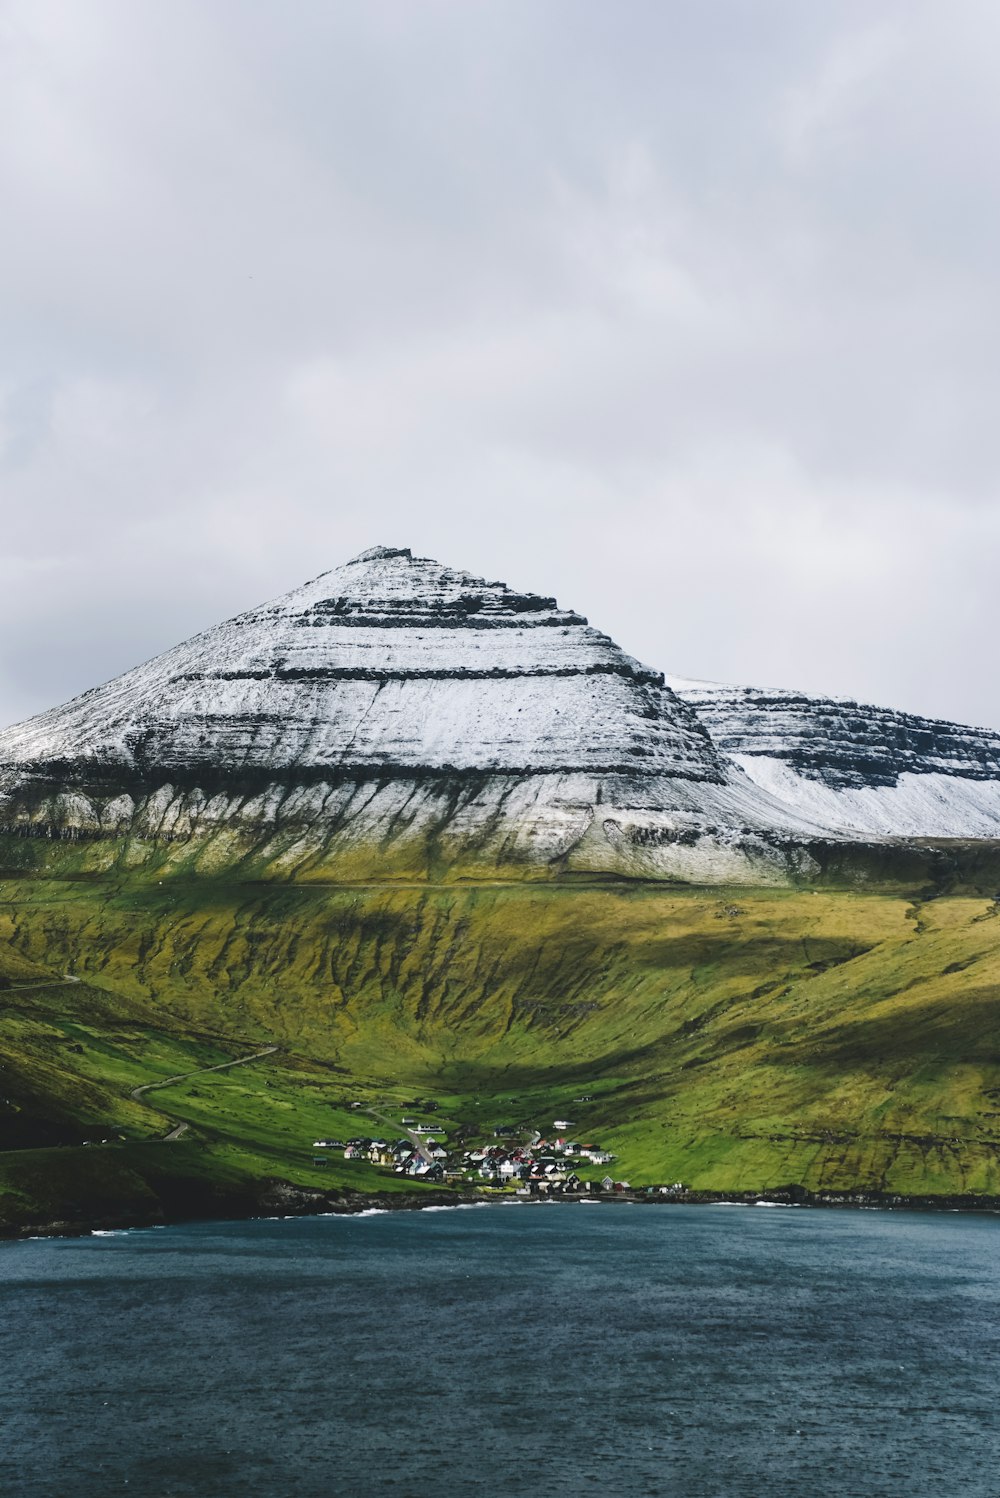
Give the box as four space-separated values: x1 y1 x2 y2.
0 546 719 782
1 547 998 883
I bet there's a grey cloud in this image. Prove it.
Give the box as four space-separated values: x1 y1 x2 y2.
0 0 997 732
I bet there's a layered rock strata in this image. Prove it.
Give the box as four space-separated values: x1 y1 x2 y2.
0 548 833 883
3 547 998 883
669 677 1000 839
5 548 722 781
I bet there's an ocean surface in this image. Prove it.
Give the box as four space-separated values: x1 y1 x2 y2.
1 1203 998 1498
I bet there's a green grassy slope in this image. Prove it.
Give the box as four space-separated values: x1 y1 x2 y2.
1 861 998 1226
0 961 423 1232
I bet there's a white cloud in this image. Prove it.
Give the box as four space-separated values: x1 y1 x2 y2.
779 22 901 166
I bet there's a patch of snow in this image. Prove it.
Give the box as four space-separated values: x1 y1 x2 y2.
732 755 1000 838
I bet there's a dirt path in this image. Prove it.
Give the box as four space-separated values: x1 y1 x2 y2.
130 1046 280 1101
7 974 81 992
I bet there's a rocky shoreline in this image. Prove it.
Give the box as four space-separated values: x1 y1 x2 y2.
4 1179 999 1242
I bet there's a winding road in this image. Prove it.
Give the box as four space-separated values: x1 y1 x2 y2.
129 1046 280 1101
7 974 82 993
365 1107 437 1165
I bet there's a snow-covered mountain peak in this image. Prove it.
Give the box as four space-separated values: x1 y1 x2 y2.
2 549 998 879
0 549 719 782
272 546 588 629
345 544 413 564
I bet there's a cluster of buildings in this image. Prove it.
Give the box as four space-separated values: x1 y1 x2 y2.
466 1137 616 1189
314 1123 622 1193
313 1135 448 1179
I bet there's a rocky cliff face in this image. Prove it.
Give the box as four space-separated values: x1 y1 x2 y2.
0 547 721 782
669 677 1000 839
0 548 835 883
1 547 997 884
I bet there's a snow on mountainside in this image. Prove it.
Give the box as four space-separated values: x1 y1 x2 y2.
0 547 839 884
668 676 1000 839
0 546 997 883
1 546 720 780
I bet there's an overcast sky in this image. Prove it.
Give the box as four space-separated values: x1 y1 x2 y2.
2 0 999 731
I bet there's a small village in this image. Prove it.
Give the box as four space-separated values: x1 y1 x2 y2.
312 1107 689 1198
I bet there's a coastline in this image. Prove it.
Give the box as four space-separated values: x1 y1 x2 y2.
4 1180 999 1243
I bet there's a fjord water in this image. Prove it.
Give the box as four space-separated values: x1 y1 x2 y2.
2 1206 997 1498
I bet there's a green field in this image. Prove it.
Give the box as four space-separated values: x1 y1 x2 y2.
1 848 999 1232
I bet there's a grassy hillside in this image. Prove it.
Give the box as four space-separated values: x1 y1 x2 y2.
1 853 998 1228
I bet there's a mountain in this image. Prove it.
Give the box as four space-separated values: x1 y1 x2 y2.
669 677 1000 840
2 547 1000 1227
0 546 720 782
0 545 837 884
0 545 998 885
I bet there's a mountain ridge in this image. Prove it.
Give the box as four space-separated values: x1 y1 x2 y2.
669 675 1000 839
1 546 998 882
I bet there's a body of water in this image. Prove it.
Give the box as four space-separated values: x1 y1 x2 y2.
1 1202 998 1497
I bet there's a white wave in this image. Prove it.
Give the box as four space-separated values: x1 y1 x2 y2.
420 1201 490 1212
